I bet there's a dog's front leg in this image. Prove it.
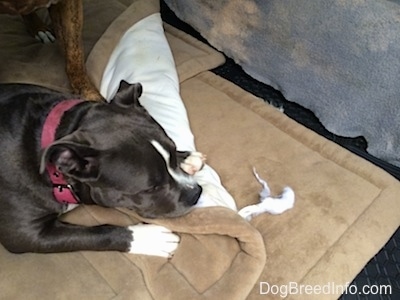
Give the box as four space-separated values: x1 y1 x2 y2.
3 219 179 257
48 0 104 101
4 220 134 253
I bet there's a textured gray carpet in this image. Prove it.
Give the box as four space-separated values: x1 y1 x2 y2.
164 0 400 169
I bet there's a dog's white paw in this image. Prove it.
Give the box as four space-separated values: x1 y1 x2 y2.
128 224 180 258
180 152 206 175
35 30 56 44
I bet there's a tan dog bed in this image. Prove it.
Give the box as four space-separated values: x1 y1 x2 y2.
1 1 399 299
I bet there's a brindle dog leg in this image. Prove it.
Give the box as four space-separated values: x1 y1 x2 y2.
49 0 104 101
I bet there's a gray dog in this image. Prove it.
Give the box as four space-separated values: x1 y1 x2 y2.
0 81 204 257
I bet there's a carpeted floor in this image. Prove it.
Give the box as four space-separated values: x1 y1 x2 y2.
160 1 400 299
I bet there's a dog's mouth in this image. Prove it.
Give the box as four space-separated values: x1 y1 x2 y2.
134 207 191 219
131 184 202 219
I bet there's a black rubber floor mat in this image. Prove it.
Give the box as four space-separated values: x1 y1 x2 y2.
160 1 400 298
340 229 400 300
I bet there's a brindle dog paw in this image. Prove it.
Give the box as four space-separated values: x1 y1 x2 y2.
22 12 55 44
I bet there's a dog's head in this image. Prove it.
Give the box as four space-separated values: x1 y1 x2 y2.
40 81 202 218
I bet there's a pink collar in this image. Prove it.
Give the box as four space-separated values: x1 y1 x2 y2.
41 100 83 204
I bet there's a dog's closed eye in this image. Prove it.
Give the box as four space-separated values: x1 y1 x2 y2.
142 185 164 194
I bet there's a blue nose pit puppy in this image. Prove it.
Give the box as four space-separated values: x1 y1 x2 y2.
0 81 204 255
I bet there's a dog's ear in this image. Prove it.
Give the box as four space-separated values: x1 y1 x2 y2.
111 80 143 107
40 141 100 181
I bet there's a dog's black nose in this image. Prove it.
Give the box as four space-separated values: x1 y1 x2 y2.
191 184 202 205
183 183 202 206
